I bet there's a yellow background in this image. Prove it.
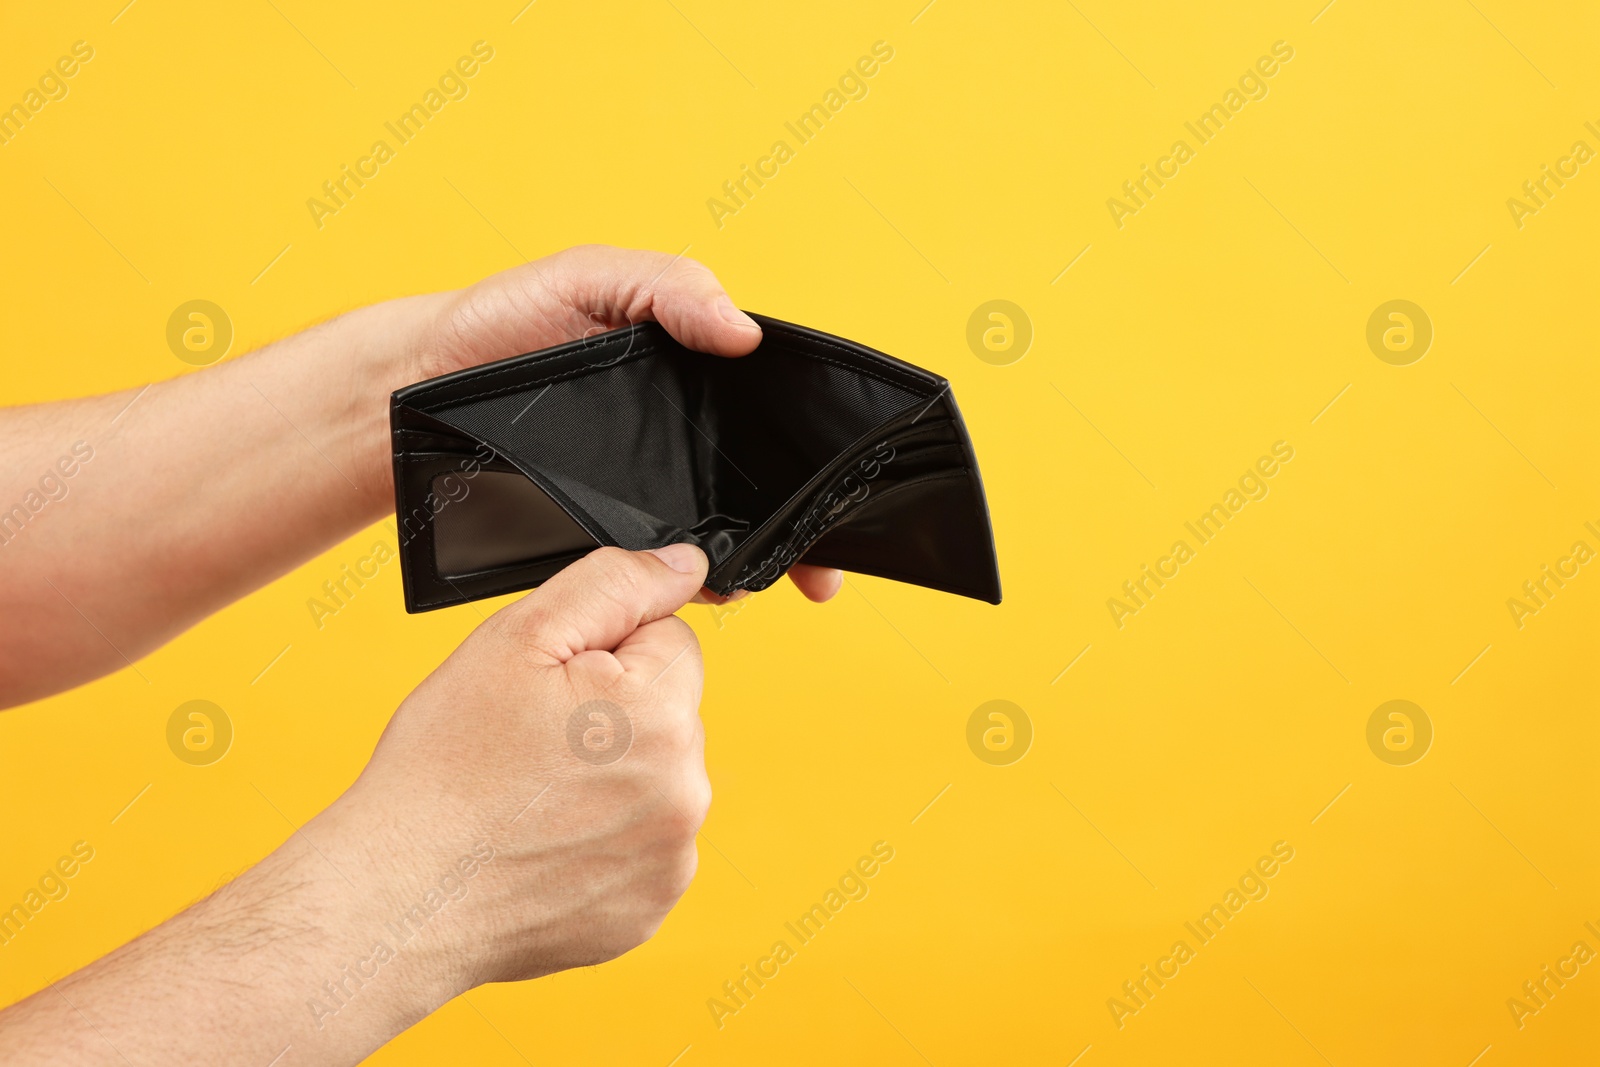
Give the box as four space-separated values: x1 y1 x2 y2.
2 1 1597 1063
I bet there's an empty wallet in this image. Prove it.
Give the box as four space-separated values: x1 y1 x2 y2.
389 313 1002 612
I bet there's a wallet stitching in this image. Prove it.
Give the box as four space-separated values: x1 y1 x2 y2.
423 547 591 595
780 350 930 395
433 346 922 406
405 328 935 410
757 321 935 394
418 343 663 407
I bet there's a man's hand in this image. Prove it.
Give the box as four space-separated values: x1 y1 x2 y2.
352 542 713 985
0 544 714 1064
405 245 842 606
0 244 838 708
420 244 765 380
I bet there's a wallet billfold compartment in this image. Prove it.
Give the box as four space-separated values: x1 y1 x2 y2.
390 313 1001 612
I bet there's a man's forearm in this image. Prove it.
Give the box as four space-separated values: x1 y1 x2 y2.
0 789 471 1065
0 292 450 707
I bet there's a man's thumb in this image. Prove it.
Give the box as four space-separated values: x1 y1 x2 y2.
502 544 707 663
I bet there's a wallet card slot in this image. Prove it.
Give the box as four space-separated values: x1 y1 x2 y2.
801 470 1002 603
391 447 601 609
707 412 969 595
429 469 598 580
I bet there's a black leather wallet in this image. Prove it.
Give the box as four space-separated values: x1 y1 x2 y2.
389 313 1001 612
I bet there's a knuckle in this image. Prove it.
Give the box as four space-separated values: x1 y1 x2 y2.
675 703 704 753
607 669 650 708
645 618 702 683
587 544 634 572
631 912 668 948
646 839 699 910
670 842 700 897
636 692 697 754
566 553 648 629
502 594 548 632
646 787 697 845
673 619 704 658
436 293 483 356
499 602 566 664
687 776 712 827
664 775 710 836
553 243 614 271
588 546 645 596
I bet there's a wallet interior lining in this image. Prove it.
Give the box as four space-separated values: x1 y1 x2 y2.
423 341 929 569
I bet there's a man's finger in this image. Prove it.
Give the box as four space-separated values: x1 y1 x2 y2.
788 564 844 602
556 245 763 358
610 614 703 691
501 543 708 664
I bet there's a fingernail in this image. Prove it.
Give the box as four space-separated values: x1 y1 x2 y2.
716 296 759 330
648 542 706 574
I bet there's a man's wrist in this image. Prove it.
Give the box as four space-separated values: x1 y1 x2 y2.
289 794 483 1024
250 289 455 521
189 796 478 1058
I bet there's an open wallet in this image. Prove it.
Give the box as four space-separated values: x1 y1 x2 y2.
389 313 1002 612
